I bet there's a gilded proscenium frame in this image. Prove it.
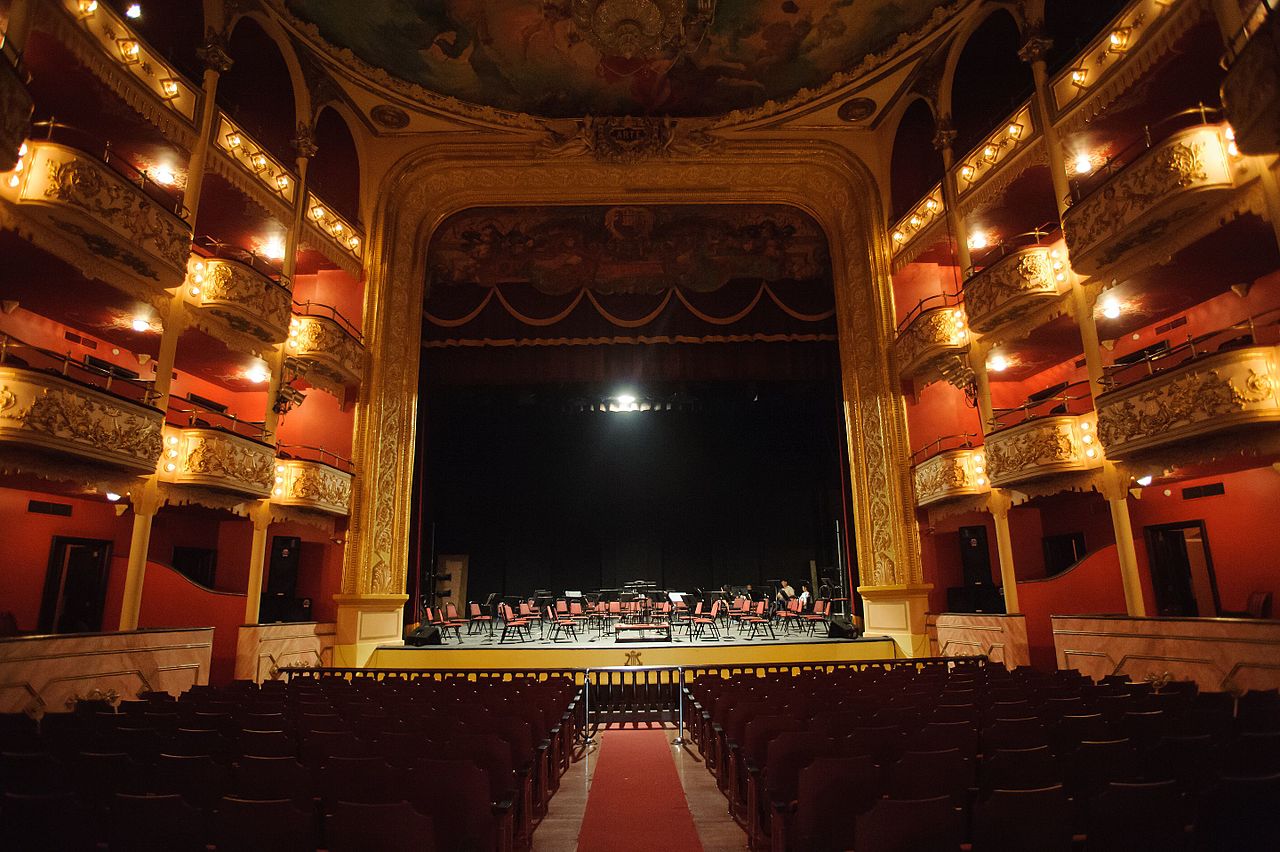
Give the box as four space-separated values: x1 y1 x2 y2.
344 140 923 608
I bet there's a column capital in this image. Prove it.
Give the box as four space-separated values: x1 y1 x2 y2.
129 477 164 516
197 30 234 74
248 500 273 532
1018 31 1054 65
932 115 957 153
986 488 1014 518
292 122 319 160
1098 461 1134 501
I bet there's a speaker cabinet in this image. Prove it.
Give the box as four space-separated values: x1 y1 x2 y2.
958 525 994 587
406 625 442 646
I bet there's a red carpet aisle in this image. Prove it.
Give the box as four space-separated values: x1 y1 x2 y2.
576 729 705 852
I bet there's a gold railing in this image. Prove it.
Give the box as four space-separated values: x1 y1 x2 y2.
894 301 969 383
985 412 1103 487
185 252 292 348
271 456 353 516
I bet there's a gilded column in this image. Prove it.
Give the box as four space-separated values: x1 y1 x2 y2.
119 479 163 631
1019 32 1072 220
933 116 973 277
184 34 232 230
242 501 273 624
986 489 1021 614
1100 465 1147 616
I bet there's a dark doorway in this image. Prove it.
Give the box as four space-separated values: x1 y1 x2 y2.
39 537 113 634
261 535 302 622
1043 532 1087 577
172 546 217 587
1144 521 1220 617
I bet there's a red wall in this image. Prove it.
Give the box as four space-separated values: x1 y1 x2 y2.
890 262 961 326
1017 545 1129 669
277 388 354 458
293 269 365 334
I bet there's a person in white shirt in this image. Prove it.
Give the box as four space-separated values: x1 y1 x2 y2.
776 579 796 603
798 582 812 609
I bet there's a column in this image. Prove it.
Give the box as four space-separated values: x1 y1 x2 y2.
119 480 163 631
262 123 315 443
1019 32 1073 220
243 501 273 624
933 116 973 277
1100 465 1147 616
986 490 1020 614
1 0 33 53
184 35 233 230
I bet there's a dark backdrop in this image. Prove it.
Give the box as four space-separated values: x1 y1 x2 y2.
413 380 849 603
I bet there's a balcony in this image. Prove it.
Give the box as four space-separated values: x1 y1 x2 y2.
1063 114 1244 278
894 299 969 387
1221 0 1280 156
185 244 292 350
911 436 989 508
303 193 364 275
271 448 353 516
0 334 163 476
285 305 364 399
1096 317 1280 459
1 123 191 296
963 239 1068 334
211 113 296 215
160 400 274 498
1 41 32 172
985 383 1102 487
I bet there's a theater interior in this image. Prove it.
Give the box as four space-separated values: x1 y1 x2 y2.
1 0 1278 849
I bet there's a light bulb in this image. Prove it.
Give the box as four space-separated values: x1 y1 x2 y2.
1136 475 1153 487
987 354 1009 372
967 230 989 250
1102 297 1121 319
151 165 175 186
246 364 270 384
105 492 121 502
131 316 150 332
126 4 141 19
262 236 286 261
1074 153 1093 175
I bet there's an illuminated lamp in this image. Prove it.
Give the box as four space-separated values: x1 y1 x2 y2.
960 165 976 181
117 40 141 63
1225 126 1240 157
982 144 997 161
1071 68 1088 87
275 175 290 191
131 316 151 333
924 198 938 212
1136 475 1153 486
77 1 98 15
250 153 268 172
909 215 921 228
1074 153 1093 175
126 4 142 19
1108 28 1131 52
310 205 326 220
245 364 270 384
262 236 286 261
987 353 1009 373
105 492 121 502
226 133 242 149
1101 297 1121 319
1006 123 1024 140
160 79 180 99
347 236 360 251
892 231 905 243
151 165 176 186
967 229 989 251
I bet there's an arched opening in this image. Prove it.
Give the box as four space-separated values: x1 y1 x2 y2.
218 17 297 165
889 100 944 222
949 11 1034 155
309 106 362 226
103 0 206 79
1044 0 1131 74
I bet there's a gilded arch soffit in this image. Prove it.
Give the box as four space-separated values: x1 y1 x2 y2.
344 140 923 599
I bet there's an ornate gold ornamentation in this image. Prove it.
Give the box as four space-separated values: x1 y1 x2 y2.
191 258 292 345
1097 361 1278 452
914 455 965 500
0 385 14 413
571 0 689 61
11 383 163 466
42 151 189 274
1064 135 1216 268
539 115 721 162
348 141 920 602
286 316 364 393
985 421 1075 483
963 247 1058 332
183 432 275 493
895 307 968 379
275 460 352 515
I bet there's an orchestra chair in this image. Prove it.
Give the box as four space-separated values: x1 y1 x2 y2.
424 608 462 643
742 600 777 640
691 599 723 641
800 600 829 634
467 602 495 636
497 603 532 644
544 605 579 642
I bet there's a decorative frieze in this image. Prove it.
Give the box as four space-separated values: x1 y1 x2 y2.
0 141 191 295
985 414 1102 487
212 113 296 209
0 367 164 474
160 426 275 497
963 246 1065 333
302 191 364 274
1096 345 1280 458
913 447 989 508
185 256 292 349
285 315 364 398
1064 125 1236 277
270 458 353 516
894 305 969 386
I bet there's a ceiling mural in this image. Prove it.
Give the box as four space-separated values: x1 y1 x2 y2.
426 204 830 295
287 0 954 117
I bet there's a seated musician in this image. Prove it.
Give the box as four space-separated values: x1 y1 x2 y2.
775 579 796 604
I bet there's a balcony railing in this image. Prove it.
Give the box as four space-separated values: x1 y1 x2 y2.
1097 314 1280 457
985 412 1103 488
160 424 276 498
285 303 365 396
185 248 293 348
910 432 981 466
989 380 1094 432
894 301 969 386
964 233 1069 334
1 123 192 291
278 444 355 474
271 455 353 516
0 334 164 474
913 443 990 508
1063 110 1242 277
165 396 268 443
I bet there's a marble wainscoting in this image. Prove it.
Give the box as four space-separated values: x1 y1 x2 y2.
0 628 213 714
926 613 1030 669
1053 615 1280 691
235 622 336 683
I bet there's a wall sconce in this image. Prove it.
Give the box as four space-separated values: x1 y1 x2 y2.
226 132 242 149
275 175 290 191
160 79 180 99
909 215 921 228
892 231 905 243
982 144 998 162
1006 123 1024 140
77 0 98 16
1070 68 1088 88
960 165 976 181
310 205 326 220
347 236 360 251
251 153 269 172
1107 28 1131 53
117 40 141 64
924 198 938 212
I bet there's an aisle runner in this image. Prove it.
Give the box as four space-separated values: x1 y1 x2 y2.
576 729 704 852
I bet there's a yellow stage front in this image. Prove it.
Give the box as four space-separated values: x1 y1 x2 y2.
368 637 898 671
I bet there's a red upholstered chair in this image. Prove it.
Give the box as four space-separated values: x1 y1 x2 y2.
972 785 1073 852
401 759 512 852
887 748 974 804
467 601 495 635
792 755 880 852
325 800 436 852
1086 780 1186 852
232 755 315 804
691 599 723 640
854 795 964 852
210 796 318 852
107 793 205 852
497 603 532 644
981 745 1062 792
543 604 579 642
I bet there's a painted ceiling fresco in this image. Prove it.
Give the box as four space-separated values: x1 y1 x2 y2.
288 0 951 117
426 204 830 295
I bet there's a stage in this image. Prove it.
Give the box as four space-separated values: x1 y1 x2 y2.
370 629 898 671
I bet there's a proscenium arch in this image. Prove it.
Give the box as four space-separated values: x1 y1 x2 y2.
341 141 924 607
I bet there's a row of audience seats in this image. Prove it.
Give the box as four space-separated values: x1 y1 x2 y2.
0 674 583 851
684 661 1280 851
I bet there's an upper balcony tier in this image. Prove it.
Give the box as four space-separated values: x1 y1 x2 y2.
894 298 969 387
963 238 1070 335
271 448 353 516
185 243 292 353
1 41 32 172
911 436 989 509
1 124 191 302
1221 0 1280 156
285 304 364 400
1063 114 1251 279
1097 316 1280 459
160 399 274 498
0 333 163 476
984 382 1102 487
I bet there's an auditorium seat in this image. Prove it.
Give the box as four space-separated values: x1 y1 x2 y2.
401 759 510 852
1193 772 1280 851
210 796 319 852
981 745 1061 791
325 800 437 852
971 785 1073 852
1086 780 1187 852
0 790 95 852
853 795 964 852
887 748 973 804
232 755 316 803
107 793 204 852
791 755 878 851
